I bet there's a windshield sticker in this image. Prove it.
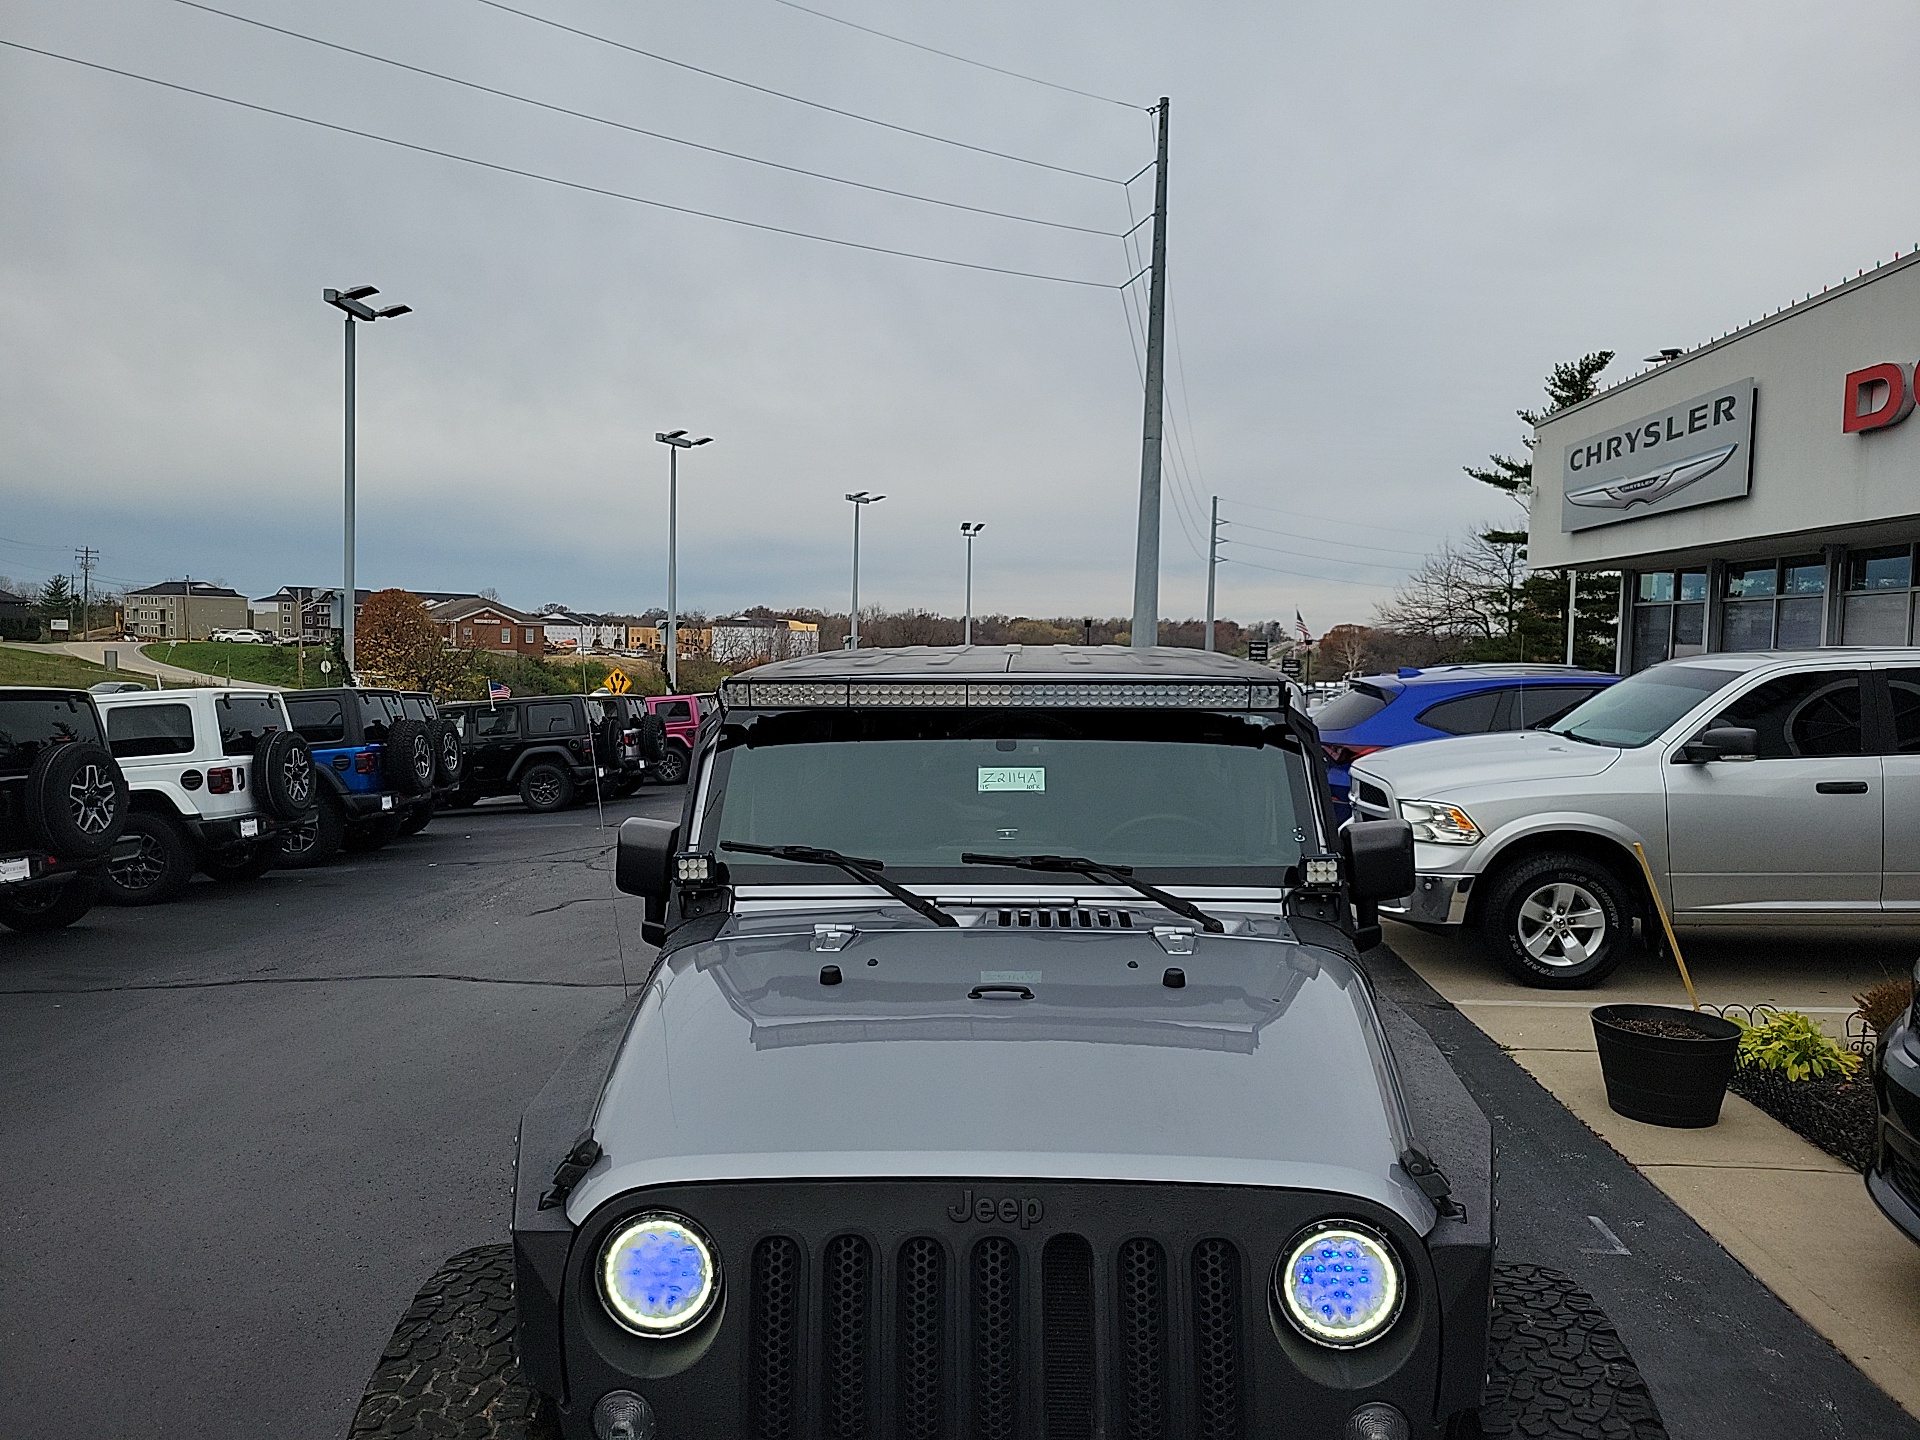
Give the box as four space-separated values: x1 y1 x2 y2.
978 767 1044 792
982 971 1041 984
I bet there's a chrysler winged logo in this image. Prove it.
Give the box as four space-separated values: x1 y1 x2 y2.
1565 443 1737 511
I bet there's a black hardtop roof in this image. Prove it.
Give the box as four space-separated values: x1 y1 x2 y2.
0 686 95 700
743 644 1286 685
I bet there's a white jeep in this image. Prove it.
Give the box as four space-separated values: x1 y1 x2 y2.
93 688 317 904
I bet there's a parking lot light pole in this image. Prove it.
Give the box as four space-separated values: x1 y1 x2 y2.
654 429 712 691
323 285 411 675
960 522 985 644
845 492 885 648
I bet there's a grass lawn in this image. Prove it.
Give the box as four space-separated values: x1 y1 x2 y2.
0 645 160 690
141 642 335 688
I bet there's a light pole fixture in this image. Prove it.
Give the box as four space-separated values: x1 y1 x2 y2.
655 429 712 691
323 285 411 675
845 491 885 649
959 522 985 644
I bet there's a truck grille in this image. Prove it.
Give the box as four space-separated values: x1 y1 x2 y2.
745 1231 1246 1439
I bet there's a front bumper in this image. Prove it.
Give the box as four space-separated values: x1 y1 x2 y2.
1870 1019 1920 1248
1379 872 1476 927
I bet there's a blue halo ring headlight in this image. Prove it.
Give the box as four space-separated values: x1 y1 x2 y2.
1277 1222 1404 1348
598 1213 721 1337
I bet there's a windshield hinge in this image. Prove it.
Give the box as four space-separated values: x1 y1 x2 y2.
812 924 858 952
539 1131 603 1210
1399 1146 1462 1219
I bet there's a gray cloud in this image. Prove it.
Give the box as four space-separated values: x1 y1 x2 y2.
3 0 1916 629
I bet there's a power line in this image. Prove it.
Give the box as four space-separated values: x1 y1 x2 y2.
1222 494 1441 541
1221 555 1403 590
0 38 1120 289
766 0 1141 110
169 0 1121 238
471 0 1127 184
1221 536 1407 573
1221 517 1432 560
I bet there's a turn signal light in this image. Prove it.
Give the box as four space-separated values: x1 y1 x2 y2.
355 752 377 774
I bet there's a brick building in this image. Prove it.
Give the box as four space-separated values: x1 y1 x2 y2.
428 597 547 655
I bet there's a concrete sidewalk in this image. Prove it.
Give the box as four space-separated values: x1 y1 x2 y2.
1387 919 1920 1421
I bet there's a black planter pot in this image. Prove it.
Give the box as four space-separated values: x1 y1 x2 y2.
1591 1003 1742 1128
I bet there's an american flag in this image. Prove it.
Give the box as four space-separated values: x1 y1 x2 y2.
488 680 511 700
1294 610 1312 646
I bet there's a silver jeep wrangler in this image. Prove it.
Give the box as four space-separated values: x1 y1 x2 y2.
351 649 1666 1440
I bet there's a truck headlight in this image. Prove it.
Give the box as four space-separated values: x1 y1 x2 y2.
599 1213 721 1337
1398 799 1481 845
1278 1222 1404 1347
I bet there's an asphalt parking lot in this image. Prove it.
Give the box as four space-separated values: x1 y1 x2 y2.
3 800 1916 1439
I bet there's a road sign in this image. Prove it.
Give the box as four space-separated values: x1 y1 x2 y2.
1247 639 1269 664
605 668 632 695
1281 654 1303 677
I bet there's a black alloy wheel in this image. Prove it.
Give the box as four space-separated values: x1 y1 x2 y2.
26 741 127 859
255 730 317 821
101 812 195 906
432 720 464 786
518 762 573 813
382 718 436 797
277 792 346 868
650 743 689 786
0 876 102 933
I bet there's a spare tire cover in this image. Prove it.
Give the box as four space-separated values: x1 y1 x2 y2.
255 730 318 820
26 741 127 859
382 717 435 796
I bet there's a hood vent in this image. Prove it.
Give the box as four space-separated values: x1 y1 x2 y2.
994 907 1135 930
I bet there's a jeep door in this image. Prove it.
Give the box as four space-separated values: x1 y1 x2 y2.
1881 667 1920 913
466 703 520 785
1663 666 1882 918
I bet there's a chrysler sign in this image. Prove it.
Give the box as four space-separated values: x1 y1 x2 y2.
1559 378 1755 533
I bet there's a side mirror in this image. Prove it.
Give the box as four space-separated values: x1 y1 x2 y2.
1343 819 1416 903
616 817 680 900
1677 725 1758 764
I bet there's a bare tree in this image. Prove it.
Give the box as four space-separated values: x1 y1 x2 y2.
1375 530 1518 646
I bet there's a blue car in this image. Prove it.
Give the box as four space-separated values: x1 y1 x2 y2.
1316 664 1619 819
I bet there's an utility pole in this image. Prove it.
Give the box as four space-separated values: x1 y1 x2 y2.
655 430 713 692
845 492 884 648
1565 571 1578 665
1204 497 1220 651
75 547 97 641
1129 97 1171 649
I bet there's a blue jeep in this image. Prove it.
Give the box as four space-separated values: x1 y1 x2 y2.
279 688 439 865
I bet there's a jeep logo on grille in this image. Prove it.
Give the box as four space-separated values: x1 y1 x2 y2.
946 1188 1044 1229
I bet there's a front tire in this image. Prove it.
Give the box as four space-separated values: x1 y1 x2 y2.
0 876 101 933
1480 851 1633 989
346 1244 558 1440
518 763 573 813
101 811 195 906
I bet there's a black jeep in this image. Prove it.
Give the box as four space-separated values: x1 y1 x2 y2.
279 688 439 865
442 695 618 813
395 691 466 835
0 686 132 933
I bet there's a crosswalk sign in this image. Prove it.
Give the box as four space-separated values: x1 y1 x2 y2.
605 668 632 695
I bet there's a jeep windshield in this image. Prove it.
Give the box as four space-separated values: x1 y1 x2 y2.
1546 663 1740 748
704 709 1312 885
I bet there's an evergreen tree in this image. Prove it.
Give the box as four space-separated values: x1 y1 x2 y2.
1464 351 1615 500
37 575 74 624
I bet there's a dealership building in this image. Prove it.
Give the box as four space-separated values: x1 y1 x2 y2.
1529 250 1920 672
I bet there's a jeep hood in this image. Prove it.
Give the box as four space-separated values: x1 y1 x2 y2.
569 922 1432 1227
1351 730 1620 800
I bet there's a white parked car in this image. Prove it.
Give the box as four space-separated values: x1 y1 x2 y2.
1350 649 1920 987
208 628 272 644
92 688 317 903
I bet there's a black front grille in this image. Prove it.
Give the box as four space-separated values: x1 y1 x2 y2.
749 1237 802 1440
1891 1151 1920 1209
1117 1238 1170 1440
971 1237 1021 1439
1354 780 1390 811
822 1235 874 1438
741 1228 1261 1438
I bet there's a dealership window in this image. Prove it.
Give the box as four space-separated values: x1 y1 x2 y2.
1841 544 1916 646
524 628 535 643
501 627 512 644
1631 570 1707 670
1723 555 1825 651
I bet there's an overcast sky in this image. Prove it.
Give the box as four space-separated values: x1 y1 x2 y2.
4 1 1917 631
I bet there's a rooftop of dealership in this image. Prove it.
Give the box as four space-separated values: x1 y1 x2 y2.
1529 250 1920 672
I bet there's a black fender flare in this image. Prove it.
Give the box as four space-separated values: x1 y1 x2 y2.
313 764 353 801
507 746 579 784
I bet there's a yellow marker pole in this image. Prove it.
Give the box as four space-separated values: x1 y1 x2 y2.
1632 841 1699 1011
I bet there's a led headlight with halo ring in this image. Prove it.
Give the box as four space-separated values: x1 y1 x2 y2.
598 1212 721 1337
1277 1221 1404 1347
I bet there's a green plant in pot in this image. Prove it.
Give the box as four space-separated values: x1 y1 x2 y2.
1590 844 1742 1128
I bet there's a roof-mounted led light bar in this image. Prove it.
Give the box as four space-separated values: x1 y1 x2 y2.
723 678 1287 711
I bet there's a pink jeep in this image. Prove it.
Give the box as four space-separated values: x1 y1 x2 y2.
643 692 707 785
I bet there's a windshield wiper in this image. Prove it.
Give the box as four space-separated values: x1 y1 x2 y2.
959 852 1225 934
1545 726 1614 747
720 841 957 928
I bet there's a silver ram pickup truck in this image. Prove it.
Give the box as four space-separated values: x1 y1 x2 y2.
1351 648 1920 987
